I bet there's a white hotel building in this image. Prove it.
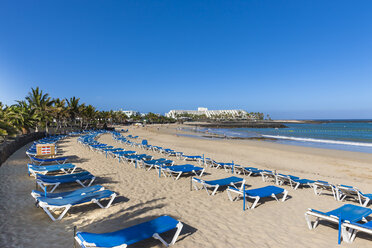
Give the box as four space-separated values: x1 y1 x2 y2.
165 107 248 119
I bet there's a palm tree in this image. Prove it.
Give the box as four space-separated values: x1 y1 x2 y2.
25 87 54 133
52 98 68 132
81 104 97 129
0 102 18 141
8 101 37 134
66 96 80 126
78 103 86 128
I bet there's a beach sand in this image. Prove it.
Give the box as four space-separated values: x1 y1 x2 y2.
0 123 371 247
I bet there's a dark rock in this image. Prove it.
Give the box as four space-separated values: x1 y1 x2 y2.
187 121 287 129
0 132 46 166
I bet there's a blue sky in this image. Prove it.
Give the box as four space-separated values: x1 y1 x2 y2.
1 1 371 119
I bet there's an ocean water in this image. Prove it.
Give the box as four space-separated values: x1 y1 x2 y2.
199 122 372 153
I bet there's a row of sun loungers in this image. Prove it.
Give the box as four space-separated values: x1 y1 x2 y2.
75 131 186 247
111 131 372 207
74 130 371 245
26 134 66 158
23 131 186 247
192 176 288 209
25 131 120 223
85 132 291 210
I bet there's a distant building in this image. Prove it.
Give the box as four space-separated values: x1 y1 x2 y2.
117 109 139 117
165 107 248 119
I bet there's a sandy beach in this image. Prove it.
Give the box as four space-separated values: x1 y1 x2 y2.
0 124 371 248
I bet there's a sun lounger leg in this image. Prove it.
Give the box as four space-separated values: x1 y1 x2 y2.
153 233 169 247
331 187 337 200
362 198 370 207
152 221 182 247
198 169 205 177
250 196 260 209
192 179 201 191
341 225 353 243
272 194 279 202
93 193 117 208
175 172 182 180
171 222 183 245
282 190 288 201
313 185 318 195
261 174 266 182
76 177 95 188
211 185 219 196
163 170 170 179
50 183 60 193
226 189 240 201
305 213 314 229
41 205 71 221
293 182 300 190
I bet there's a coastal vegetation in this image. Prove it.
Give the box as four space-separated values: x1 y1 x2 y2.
0 87 174 142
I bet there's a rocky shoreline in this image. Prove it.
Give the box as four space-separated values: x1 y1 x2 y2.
185 121 287 129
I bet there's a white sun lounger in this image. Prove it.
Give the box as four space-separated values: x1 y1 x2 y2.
192 176 245 196
75 215 183 247
36 189 116 221
161 164 205 180
36 171 96 193
227 185 288 209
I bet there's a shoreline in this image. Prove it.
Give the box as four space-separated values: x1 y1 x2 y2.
141 124 372 181
178 123 372 154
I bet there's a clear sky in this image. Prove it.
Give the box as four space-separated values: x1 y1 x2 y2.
1 1 371 119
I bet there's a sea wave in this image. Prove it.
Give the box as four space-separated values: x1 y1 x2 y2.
262 135 372 147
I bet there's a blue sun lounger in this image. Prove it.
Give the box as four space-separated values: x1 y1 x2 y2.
31 184 105 199
290 178 315 190
125 154 153 165
36 171 96 193
275 174 315 190
75 215 183 247
27 163 76 177
313 180 337 199
36 189 116 221
336 185 372 206
227 185 289 209
358 192 372 207
30 156 69 165
305 204 372 232
142 159 174 171
192 176 245 195
179 155 203 165
161 164 205 180
141 139 152 150
342 220 372 243
241 167 263 176
113 151 137 162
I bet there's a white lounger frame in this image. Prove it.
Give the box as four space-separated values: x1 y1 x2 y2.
36 176 96 193
38 192 116 221
312 182 337 200
29 166 77 177
304 208 368 230
260 171 278 184
227 188 288 209
192 178 246 196
162 167 205 180
336 185 371 207
341 220 372 243
142 160 174 171
75 221 183 248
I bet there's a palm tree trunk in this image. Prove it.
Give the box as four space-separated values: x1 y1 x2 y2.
45 120 49 133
